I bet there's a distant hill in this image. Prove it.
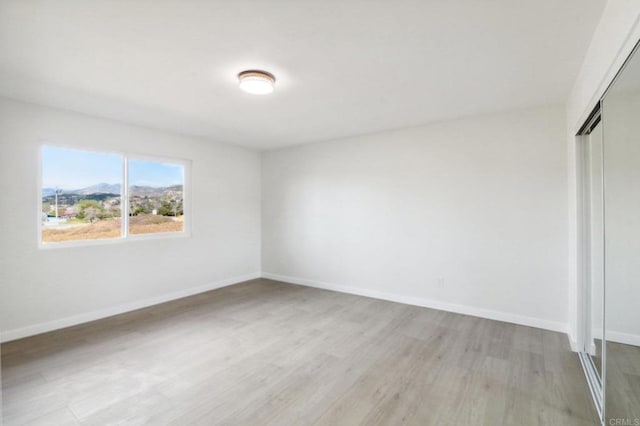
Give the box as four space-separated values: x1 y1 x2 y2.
42 187 58 197
72 183 122 195
42 182 182 198
42 192 118 204
130 184 182 197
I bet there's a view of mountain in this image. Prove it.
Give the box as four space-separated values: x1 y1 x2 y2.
72 183 122 195
42 182 184 218
42 183 183 196
42 183 121 195
129 185 182 197
42 188 58 197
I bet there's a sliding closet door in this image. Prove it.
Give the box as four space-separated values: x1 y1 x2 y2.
602 45 640 423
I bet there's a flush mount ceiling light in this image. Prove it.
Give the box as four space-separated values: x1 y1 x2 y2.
238 70 275 95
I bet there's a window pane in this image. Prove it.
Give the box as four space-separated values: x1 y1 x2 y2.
41 146 123 244
128 159 184 235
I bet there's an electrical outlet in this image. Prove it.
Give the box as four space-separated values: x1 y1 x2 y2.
437 277 445 288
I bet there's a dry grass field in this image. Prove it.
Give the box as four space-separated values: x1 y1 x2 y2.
42 215 183 243
129 214 184 235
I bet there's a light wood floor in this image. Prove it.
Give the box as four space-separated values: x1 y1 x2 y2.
1 279 597 425
606 342 640 422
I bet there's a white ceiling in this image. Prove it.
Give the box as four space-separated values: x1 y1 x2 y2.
0 1 605 150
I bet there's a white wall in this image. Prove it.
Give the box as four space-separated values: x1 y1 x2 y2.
0 98 261 341
262 106 568 331
566 1 640 348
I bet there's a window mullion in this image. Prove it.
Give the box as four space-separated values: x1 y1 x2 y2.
123 156 129 238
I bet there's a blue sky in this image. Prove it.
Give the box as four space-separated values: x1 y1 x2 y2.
129 159 183 187
42 146 183 189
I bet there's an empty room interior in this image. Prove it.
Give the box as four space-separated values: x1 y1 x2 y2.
1 1 640 425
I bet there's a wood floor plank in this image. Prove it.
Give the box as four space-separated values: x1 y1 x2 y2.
1 278 598 425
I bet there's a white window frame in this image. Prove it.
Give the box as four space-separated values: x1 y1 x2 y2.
38 144 192 249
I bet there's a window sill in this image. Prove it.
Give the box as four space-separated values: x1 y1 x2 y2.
38 231 192 250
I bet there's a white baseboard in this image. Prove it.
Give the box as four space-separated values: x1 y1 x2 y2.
0 272 261 343
262 272 568 334
606 330 640 347
570 327 640 350
568 335 579 352
3 272 582 346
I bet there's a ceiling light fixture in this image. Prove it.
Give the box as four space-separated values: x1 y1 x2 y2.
238 70 276 95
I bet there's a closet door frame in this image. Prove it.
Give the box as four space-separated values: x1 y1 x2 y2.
576 104 604 424
576 38 640 426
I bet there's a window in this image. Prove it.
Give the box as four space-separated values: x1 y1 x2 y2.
41 146 123 243
128 159 185 235
41 146 188 246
